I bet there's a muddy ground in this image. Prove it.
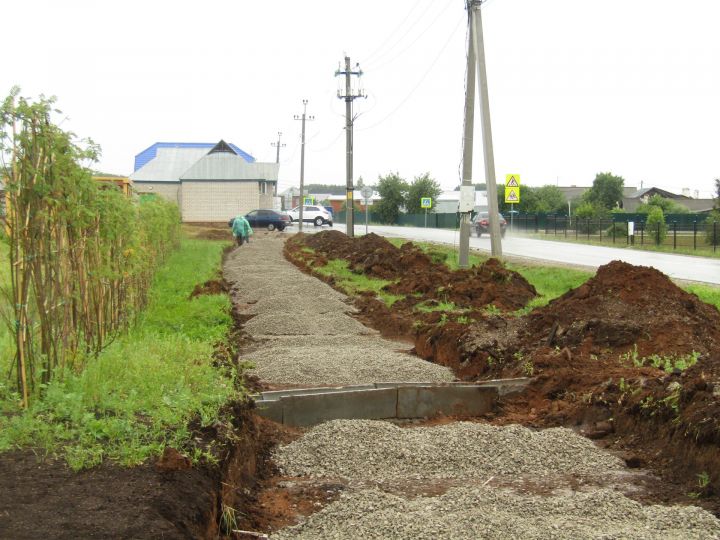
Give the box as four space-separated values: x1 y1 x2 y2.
284 230 720 517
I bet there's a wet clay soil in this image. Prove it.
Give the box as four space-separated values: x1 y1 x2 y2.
285 231 720 516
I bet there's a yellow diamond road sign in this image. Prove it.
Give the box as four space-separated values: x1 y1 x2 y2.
505 174 520 188
505 187 520 204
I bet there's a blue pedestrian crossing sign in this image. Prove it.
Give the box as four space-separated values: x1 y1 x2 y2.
421 197 432 209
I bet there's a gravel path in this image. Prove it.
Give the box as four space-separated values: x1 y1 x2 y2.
224 234 720 539
223 233 454 385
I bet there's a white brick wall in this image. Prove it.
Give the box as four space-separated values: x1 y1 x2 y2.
133 182 180 204
181 181 259 222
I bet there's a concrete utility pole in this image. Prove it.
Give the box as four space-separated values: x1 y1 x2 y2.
458 6 477 268
294 100 314 232
271 131 285 164
469 0 502 257
335 56 366 238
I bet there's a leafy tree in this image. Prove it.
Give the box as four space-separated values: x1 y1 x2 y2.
636 194 689 215
497 184 566 215
583 172 625 210
374 172 408 224
405 173 441 214
645 206 667 245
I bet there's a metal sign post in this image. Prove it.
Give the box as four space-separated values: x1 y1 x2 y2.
361 186 373 235
421 197 432 228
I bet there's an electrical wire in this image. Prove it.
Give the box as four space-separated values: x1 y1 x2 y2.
356 12 466 133
364 0 438 69
363 1 425 65
367 0 458 73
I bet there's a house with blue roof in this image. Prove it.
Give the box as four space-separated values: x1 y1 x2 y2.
130 140 279 222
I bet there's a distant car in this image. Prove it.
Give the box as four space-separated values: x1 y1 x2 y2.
287 205 333 227
241 209 291 231
472 212 507 238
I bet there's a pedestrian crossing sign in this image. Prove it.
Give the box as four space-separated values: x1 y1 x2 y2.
421 197 432 209
505 174 520 188
505 187 520 204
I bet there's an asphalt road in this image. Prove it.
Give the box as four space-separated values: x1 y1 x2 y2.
292 222 720 285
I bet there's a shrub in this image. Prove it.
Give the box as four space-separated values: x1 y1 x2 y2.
646 206 667 245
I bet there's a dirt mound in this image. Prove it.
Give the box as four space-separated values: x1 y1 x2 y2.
522 260 720 358
288 231 536 313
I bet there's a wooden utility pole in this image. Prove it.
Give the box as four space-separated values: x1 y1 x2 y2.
294 100 314 232
270 131 285 164
335 56 365 237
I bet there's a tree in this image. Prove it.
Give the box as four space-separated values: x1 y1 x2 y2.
405 173 441 214
583 172 625 210
497 185 566 215
374 172 408 224
714 178 720 209
636 194 689 215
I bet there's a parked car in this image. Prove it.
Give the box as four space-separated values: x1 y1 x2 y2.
472 211 507 238
287 205 333 227
241 209 291 231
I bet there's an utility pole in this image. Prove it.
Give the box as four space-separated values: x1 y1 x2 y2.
270 131 285 164
458 6 477 268
335 56 366 238
469 0 502 257
294 100 314 233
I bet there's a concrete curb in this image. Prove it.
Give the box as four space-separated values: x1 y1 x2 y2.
253 379 530 427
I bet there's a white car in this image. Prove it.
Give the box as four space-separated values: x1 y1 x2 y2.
287 205 333 227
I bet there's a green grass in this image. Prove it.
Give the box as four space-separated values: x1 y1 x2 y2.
0 237 241 470
314 259 403 306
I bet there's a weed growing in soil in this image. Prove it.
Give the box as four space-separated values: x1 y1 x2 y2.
620 345 700 373
0 238 242 470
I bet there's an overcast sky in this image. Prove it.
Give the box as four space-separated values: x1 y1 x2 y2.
4 0 719 198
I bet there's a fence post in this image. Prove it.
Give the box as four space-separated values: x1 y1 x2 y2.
693 220 697 250
587 218 591 241
564 216 568 238
640 222 644 245
575 217 578 240
599 219 602 242
656 222 660 246
535 215 539 233
715 221 718 253
673 221 677 250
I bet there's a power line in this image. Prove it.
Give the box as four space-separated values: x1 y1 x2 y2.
357 12 465 132
363 1 425 65
367 0 457 73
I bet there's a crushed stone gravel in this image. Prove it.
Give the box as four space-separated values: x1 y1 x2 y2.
271 485 720 540
223 233 455 386
274 420 625 481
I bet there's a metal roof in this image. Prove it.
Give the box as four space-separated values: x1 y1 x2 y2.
129 147 209 182
180 153 279 181
133 142 255 171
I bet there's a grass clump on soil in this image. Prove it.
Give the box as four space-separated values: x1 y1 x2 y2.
314 258 403 306
0 238 241 470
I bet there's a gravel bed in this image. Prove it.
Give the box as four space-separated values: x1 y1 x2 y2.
242 312 375 337
272 486 720 540
223 235 455 385
245 340 454 385
274 420 625 481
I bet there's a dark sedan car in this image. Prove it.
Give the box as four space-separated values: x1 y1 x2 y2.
472 211 507 238
242 209 291 231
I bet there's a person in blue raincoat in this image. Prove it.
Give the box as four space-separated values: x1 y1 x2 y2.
230 214 253 246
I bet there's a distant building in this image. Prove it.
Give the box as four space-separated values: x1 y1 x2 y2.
622 187 715 213
435 190 488 213
130 140 279 222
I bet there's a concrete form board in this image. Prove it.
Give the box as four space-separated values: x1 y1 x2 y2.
396 386 497 418
257 384 376 401
255 400 283 423
281 388 398 427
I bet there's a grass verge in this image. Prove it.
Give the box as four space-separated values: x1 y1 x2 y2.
0 238 242 470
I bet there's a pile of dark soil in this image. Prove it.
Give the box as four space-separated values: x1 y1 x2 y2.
287 231 536 313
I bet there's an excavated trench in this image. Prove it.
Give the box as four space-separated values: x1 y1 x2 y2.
206 230 720 538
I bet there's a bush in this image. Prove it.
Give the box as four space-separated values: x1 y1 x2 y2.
646 206 667 245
